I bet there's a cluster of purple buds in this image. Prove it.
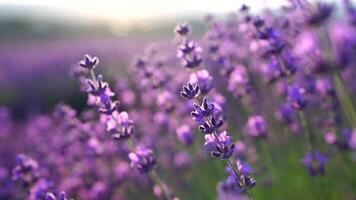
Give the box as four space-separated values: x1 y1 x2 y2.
245 115 268 139
249 12 298 82
218 160 256 195
79 54 99 70
174 22 191 37
175 125 194 145
189 70 213 95
301 150 329 176
128 146 156 174
227 66 250 98
180 82 199 99
306 2 334 26
12 154 73 200
106 111 134 140
45 192 73 200
12 154 39 188
181 84 234 159
175 23 203 69
287 84 308 110
86 74 118 115
325 129 356 150
275 103 296 126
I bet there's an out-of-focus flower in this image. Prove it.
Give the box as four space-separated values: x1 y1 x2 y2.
12 154 39 188
189 70 213 95
129 146 156 174
176 125 194 145
287 84 307 110
245 115 268 139
174 22 191 36
107 111 134 140
307 2 334 26
301 150 328 176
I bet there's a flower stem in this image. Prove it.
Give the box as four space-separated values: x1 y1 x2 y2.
332 73 356 128
298 111 312 152
149 170 172 200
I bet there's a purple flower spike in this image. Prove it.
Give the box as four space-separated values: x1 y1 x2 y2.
129 146 156 174
79 54 99 70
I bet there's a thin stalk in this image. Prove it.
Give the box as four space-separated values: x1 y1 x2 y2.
298 111 312 152
149 170 172 200
257 140 279 183
317 27 356 128
332 73 356 128
227 158 253 200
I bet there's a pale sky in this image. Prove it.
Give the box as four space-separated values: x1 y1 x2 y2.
0 0 290 23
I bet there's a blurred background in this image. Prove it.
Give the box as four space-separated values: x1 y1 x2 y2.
1 1 355 200
0 0 296 117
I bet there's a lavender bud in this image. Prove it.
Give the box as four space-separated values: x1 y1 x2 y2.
79 54 99 70
180 83 200 100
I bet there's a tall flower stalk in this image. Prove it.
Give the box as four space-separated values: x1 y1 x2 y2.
176 23 256 197
78 54 176 200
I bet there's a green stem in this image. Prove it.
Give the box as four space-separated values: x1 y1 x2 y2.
257 140 279 183
149 170 172 200
298 111 313 152
332 73 356 128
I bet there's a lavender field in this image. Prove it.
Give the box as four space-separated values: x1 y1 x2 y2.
1 1 356 200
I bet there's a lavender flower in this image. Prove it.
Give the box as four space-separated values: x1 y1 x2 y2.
218 160 256 195
177 41 202 58
189 70 213 95
205 131 235 159
45 191 72 200
86 75 118 115
191 98 215 123
174 22 191 36
307 2 334 26
245 115 268 139
107 111 134 140
176 125 194 145
180 83 200 100
287 84 308 110
79 54 99 70
12 154 39 187
301 150 328 176
128 146 156 174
